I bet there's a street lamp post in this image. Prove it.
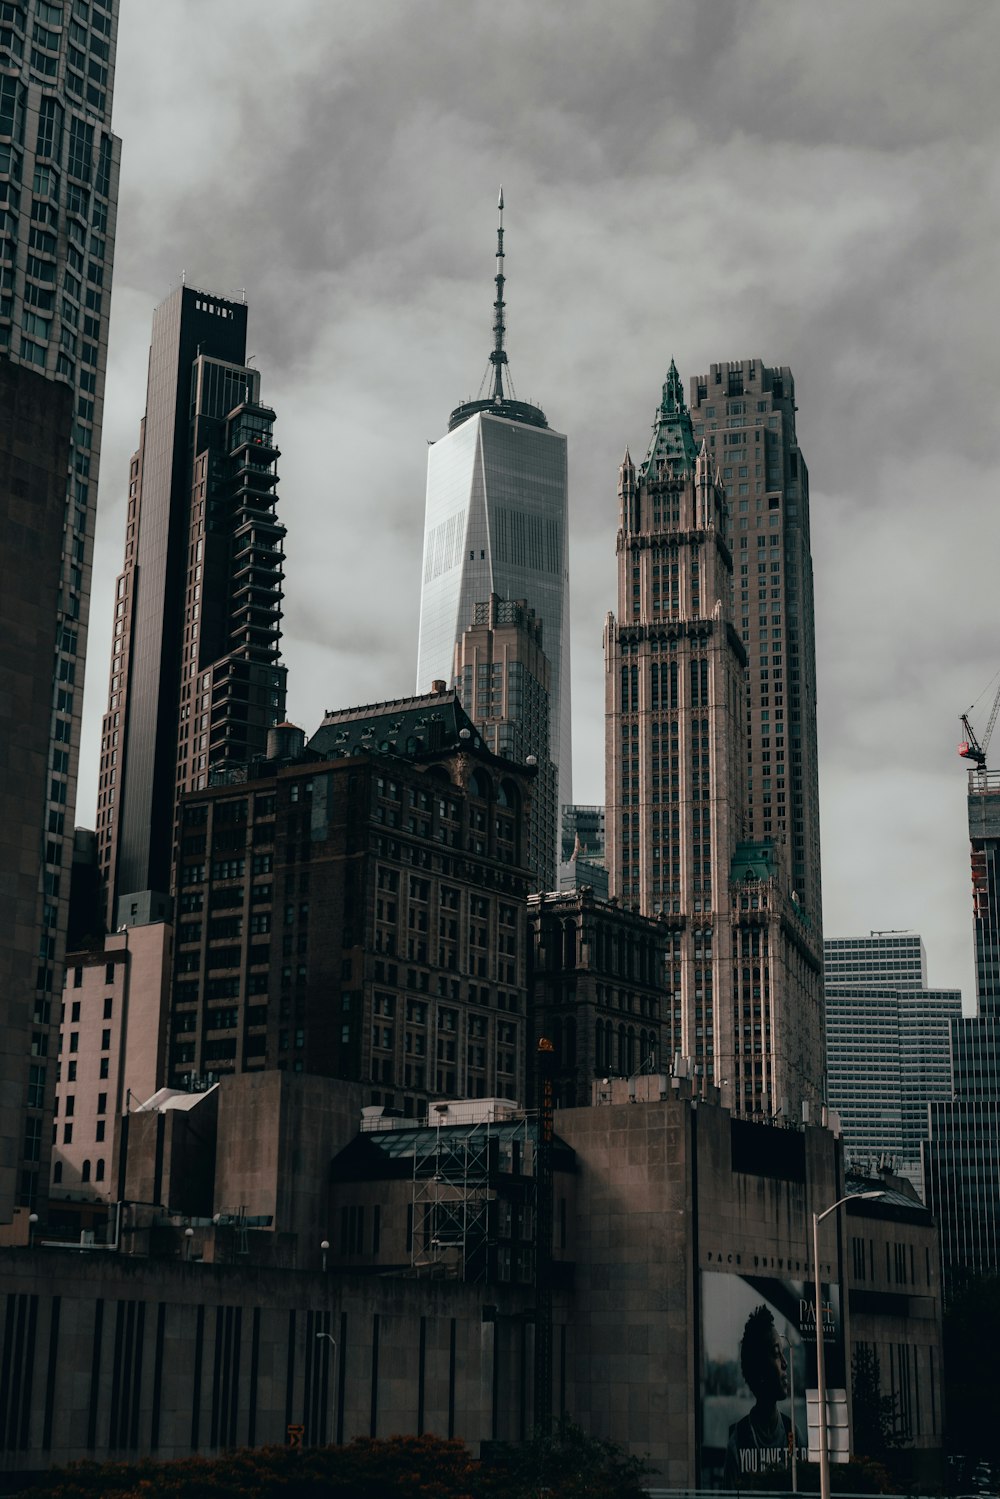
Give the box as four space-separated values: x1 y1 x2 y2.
779 1331 797 1494
320 1238 330 1272
811 1191 883 1499
316 1332 338 1446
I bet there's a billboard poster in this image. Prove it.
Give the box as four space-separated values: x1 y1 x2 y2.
700 1270 844 1490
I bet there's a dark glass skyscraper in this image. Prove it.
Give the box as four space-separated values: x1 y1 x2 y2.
0 0 120 1215
97 286 286 928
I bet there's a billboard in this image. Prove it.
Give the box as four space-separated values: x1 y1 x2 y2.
700 1270 844 1489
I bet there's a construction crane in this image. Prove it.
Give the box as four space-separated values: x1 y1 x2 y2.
959 674 1000 769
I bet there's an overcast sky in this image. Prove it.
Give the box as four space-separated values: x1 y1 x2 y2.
81 0 1000 1006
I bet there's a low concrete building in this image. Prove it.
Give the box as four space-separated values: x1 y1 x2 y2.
0 1077 945 1484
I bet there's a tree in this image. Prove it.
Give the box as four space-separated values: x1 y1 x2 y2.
852 1344 905 1459
477 1423 649 1499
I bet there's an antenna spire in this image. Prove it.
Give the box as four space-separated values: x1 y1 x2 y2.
490 185 507 403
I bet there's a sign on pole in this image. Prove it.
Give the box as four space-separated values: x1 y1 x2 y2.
806 1387 849 1463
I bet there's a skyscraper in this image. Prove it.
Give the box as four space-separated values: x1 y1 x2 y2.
97 286 287 929
0 0 121 1215
689 361 822 927
604 362 824 1116
923 768 1000 1294
824 932 961 1199
453 593 556 891
415 195 571 863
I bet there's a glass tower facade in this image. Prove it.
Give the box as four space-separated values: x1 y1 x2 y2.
0 0 120 1214
416 406 571 860
416 196 571 878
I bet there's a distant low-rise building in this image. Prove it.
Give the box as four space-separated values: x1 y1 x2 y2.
2 1074 945 1484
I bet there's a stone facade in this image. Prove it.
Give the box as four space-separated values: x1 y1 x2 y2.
603 363 824 1118
0 1251 533 1471
0 1081 944 1483
51 924 171 1211
166 704 535 1118
527 888 670 1106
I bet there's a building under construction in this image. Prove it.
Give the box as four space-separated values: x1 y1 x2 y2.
924 763 1000 1295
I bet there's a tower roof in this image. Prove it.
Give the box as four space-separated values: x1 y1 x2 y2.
448 190 548 433
641 358 697 477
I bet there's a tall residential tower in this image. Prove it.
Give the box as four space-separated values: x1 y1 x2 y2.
415 195 570 876
97 286 286 928
0 0 121 1215
604 362 824 1116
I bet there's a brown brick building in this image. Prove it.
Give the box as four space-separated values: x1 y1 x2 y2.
167 691 536 1116
527 888 670 1107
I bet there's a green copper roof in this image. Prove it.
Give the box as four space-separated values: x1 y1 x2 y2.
641 359 698 478
730 839 779 883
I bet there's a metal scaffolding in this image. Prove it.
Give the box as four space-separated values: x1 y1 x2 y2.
409 1114 535 1282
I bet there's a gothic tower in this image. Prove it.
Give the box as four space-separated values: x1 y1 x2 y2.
605 362 823 1116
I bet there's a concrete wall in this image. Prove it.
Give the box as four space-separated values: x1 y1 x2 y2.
214 1072 364 1271
0 1250 533 1474
555 1084 844 1485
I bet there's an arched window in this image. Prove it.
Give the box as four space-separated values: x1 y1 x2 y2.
469 769 490 800
81 1159 91 1183
95 1159 105 1181
499 779 520 815
53 1161 62 1184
